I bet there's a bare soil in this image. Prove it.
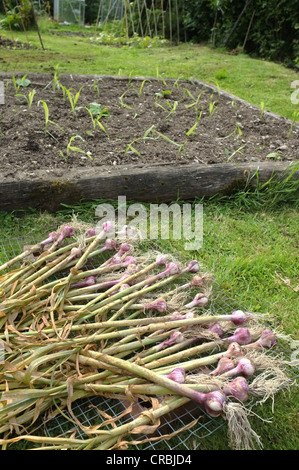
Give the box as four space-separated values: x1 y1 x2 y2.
0 72 298 181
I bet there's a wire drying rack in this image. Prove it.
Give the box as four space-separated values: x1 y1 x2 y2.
0 235 298 450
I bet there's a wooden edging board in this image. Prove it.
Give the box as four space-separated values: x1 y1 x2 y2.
1 161 298 212
0 73 298 212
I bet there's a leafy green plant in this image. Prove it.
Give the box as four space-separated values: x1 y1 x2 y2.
266 151 282 160
59 135 92 162
12 75 31 95
84 103 110 136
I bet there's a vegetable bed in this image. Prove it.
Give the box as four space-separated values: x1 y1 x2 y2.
0 221 296 450
1 72 298 177
1 71 298 212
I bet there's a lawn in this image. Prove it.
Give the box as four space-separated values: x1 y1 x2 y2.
0 24 298 450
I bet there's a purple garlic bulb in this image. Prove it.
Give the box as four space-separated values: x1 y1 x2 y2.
250 329 278 349
226 327 251 345
194 390 227 417
231 310 249 325
144 298 167 313
85 228 97 238
70 276 96 289
40 231 59 247
224 358 255 378
208 322 224 338
103 239 117 251
223 376 249 402
165 368 186 384
210 357 235 376
102 221 115 234
190 276 204 287
57 225 74 243
158 331 184 350
155 254 168 266
185 293 209 308
187 260 200 273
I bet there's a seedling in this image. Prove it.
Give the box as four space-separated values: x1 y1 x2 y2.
12 74 31 95
84 103 110 136
119 88 133 109
92 79 102 97
125 125 185 158
172 75 184 89
219 122 243 140
16 89 36 109
224 145 246 161
155 65 167 86
59 135 92 162
60 85 84 116
266 151 281 160
38 100 63 135
45 64 61 93
136 79 151 96
209 96 217 119
185 92 203 118
52 64 61 93
186 110 203 136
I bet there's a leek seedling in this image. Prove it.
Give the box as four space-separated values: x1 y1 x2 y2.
156 65 167 86
209 97 217 119
186 111 203 137
38 100 63 135
16 89 36 109
60 135 92 162
92 79 102 97
225 145 246 161
52 65 61 93
136 79 150 96
60 85 84 116
219 122 243 140
119 89 133 109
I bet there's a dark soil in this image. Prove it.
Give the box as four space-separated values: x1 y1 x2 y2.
0 35 35 50
0 72 298 181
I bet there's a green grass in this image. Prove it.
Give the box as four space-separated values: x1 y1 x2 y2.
0 26 298 450
0 26 298 119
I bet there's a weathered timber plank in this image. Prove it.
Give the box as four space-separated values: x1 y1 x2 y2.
0 162 297 212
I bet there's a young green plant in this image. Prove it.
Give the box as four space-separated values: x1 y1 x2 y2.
16 89 36 109
12 74 31 95
38 100 63 136
61 85 84 116
84 103 110 137
59 135 92 163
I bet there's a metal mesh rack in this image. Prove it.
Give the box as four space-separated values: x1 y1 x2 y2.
0 235 298 450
